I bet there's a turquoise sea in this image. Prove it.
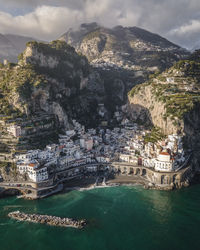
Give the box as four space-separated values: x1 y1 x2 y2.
0 185 200 250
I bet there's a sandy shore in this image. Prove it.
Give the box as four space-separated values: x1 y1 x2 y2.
62 175 149 192
106 175 149 186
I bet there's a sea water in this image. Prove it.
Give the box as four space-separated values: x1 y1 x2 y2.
0 185 200 250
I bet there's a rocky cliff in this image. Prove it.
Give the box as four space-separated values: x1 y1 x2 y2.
59 23 189 114
0 40 106 159
2 40 106 127
128 51 200 168
128 83 181 135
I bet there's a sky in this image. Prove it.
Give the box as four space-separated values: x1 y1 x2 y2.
0 0 200 49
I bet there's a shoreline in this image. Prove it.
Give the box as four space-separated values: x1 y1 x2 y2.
2 173 191 200
60 174 182 193
62 175 148 193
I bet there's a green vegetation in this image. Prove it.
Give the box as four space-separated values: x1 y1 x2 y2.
18 53 24 61
144 127 166 143
129 85 141 97
150 70 200 119
128 81 151 97
0 64 48 116
26 40 90 79
0 162 9 168
174 60 200 77
26 40 76 57
0 142 10 153
127 58 200 121
0 40 91 116
164 93 200 119
149 70 160 80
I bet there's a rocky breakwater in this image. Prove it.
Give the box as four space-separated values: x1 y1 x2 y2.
8 211 86 229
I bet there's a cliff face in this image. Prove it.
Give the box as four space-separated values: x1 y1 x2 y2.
0 40 107 158
11 41 106 127
60 23 189 113
128 84 181 135
128 53 200 165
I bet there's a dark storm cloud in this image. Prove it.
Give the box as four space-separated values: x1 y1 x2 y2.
0 0 199 49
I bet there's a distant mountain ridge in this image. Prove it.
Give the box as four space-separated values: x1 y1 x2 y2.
0 33 42 62
59 22 187 64
60 22 182 49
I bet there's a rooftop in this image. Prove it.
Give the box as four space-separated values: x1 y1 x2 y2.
160 152 170 156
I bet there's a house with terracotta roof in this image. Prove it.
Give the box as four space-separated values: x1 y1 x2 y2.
17 160 48 182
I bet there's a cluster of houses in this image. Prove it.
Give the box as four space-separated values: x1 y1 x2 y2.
13 118 187 184
119 125 186 172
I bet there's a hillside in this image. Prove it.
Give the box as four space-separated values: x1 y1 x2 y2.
60 22 187 65
128 51 200 167
60 23 189 112
0 40 105 161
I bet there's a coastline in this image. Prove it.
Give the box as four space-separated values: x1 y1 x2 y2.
62 175 148 193
1 171 191 200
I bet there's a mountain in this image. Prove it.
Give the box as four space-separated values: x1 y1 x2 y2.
59 23 190 113
60 22 189 68
128 50 200 169
0 25 192 162
0 40 106 160
0 34 42 62
0 31 199 175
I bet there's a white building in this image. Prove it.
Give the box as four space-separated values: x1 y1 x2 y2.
80 138 93 151
166 77 174 83
155 152 173 172
96 156 110 163
46 144 57 151
119 154 131 162
143 157 155 168
66 130 75 137
7 125 21 137
17 160 48 182
85 139 93 150
15 150 39 161
28 166 48 182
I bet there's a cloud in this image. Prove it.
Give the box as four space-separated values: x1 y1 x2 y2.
169 19 200 49
0 1 143 40
0 0 199 48
171 20 200 35
0 6 83 40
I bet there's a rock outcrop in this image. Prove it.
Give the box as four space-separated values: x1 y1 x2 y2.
128 83 182 135
8 211 86 229
128 51 200 170
0 40 106 159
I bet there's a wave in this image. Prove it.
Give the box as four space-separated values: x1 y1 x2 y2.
0 223 10 226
